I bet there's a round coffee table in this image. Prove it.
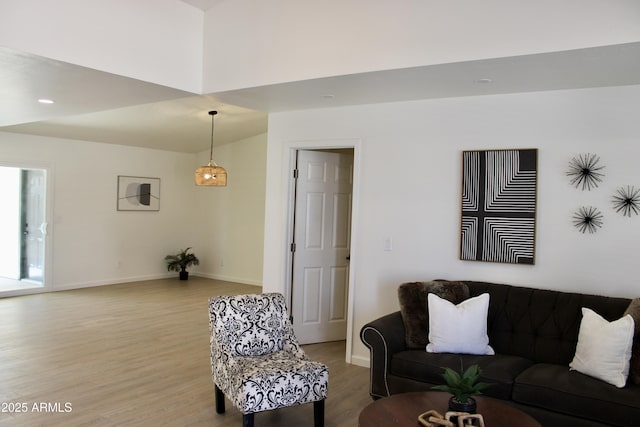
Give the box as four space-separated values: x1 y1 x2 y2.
358 391 541 427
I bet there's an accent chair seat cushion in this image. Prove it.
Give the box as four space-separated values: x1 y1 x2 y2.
225 350 329 414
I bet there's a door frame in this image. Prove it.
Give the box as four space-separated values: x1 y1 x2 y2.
284 138 361 363
0 159 54 296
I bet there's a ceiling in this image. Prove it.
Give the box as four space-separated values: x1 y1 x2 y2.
0 46 268 152
1 42 639 153
213 42 640 112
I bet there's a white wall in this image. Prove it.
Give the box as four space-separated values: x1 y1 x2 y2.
0 130 267 294
263 84 640 365
0 132 198 290
194 133 267 285
203 0 640 92
0 0 203 92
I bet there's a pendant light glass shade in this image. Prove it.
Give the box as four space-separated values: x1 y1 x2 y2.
195 110 227 186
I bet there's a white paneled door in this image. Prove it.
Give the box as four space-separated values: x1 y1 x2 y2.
292 149 353 344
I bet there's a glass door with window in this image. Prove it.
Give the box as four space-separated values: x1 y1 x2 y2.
0 166 47 291
21 169 46 283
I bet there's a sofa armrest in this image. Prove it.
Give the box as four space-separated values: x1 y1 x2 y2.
360 311 407 399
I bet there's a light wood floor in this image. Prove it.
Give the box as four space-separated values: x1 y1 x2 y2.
0 278 372 426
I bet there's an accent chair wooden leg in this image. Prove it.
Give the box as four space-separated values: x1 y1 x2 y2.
243 413 254 427
314 399 325 427
214 384 225 414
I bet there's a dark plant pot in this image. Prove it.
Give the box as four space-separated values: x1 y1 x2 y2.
179 271 189 281
448 396 476 413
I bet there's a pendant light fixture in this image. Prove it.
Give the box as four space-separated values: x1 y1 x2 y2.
195 110 227 186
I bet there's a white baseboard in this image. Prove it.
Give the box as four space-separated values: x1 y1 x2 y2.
51 273 174 292
1 273 262 298
350 354 370 368
194 272 262 287
0 273 175 298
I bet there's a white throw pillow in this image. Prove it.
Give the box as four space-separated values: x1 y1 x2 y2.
426 293 494 355
569 307 634 388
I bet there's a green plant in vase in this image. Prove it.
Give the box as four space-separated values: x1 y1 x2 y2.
432 363 491 413
165 247 199 280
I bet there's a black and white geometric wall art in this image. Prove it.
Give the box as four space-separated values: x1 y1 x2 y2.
117 176 160 211
460 149 537 265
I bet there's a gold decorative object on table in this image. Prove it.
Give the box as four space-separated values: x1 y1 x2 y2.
418 410 446 426
418 410 485 427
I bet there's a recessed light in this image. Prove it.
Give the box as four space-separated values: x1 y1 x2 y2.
37 98 55 104
475 78 492 84
321 94 335 99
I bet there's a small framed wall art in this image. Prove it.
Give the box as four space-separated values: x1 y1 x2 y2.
460 149 537 265
117 176 160 211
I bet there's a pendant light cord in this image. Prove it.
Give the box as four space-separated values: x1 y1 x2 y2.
209 110 217 164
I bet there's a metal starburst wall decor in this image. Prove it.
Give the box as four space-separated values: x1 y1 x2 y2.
612 186 640 217
572 206 604 234
566 153 605 191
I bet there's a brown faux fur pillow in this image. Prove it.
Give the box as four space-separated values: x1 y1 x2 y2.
398 280 470 349
624 298 640 384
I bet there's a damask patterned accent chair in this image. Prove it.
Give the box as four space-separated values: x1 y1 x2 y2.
208 293 329 427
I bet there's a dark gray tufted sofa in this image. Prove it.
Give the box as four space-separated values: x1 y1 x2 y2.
360 281 640 427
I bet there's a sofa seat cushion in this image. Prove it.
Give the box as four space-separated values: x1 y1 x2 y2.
513 363 640 426
391 350 533 400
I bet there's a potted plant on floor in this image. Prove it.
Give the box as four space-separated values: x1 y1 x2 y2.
165 247 199 280
432 363 491 413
